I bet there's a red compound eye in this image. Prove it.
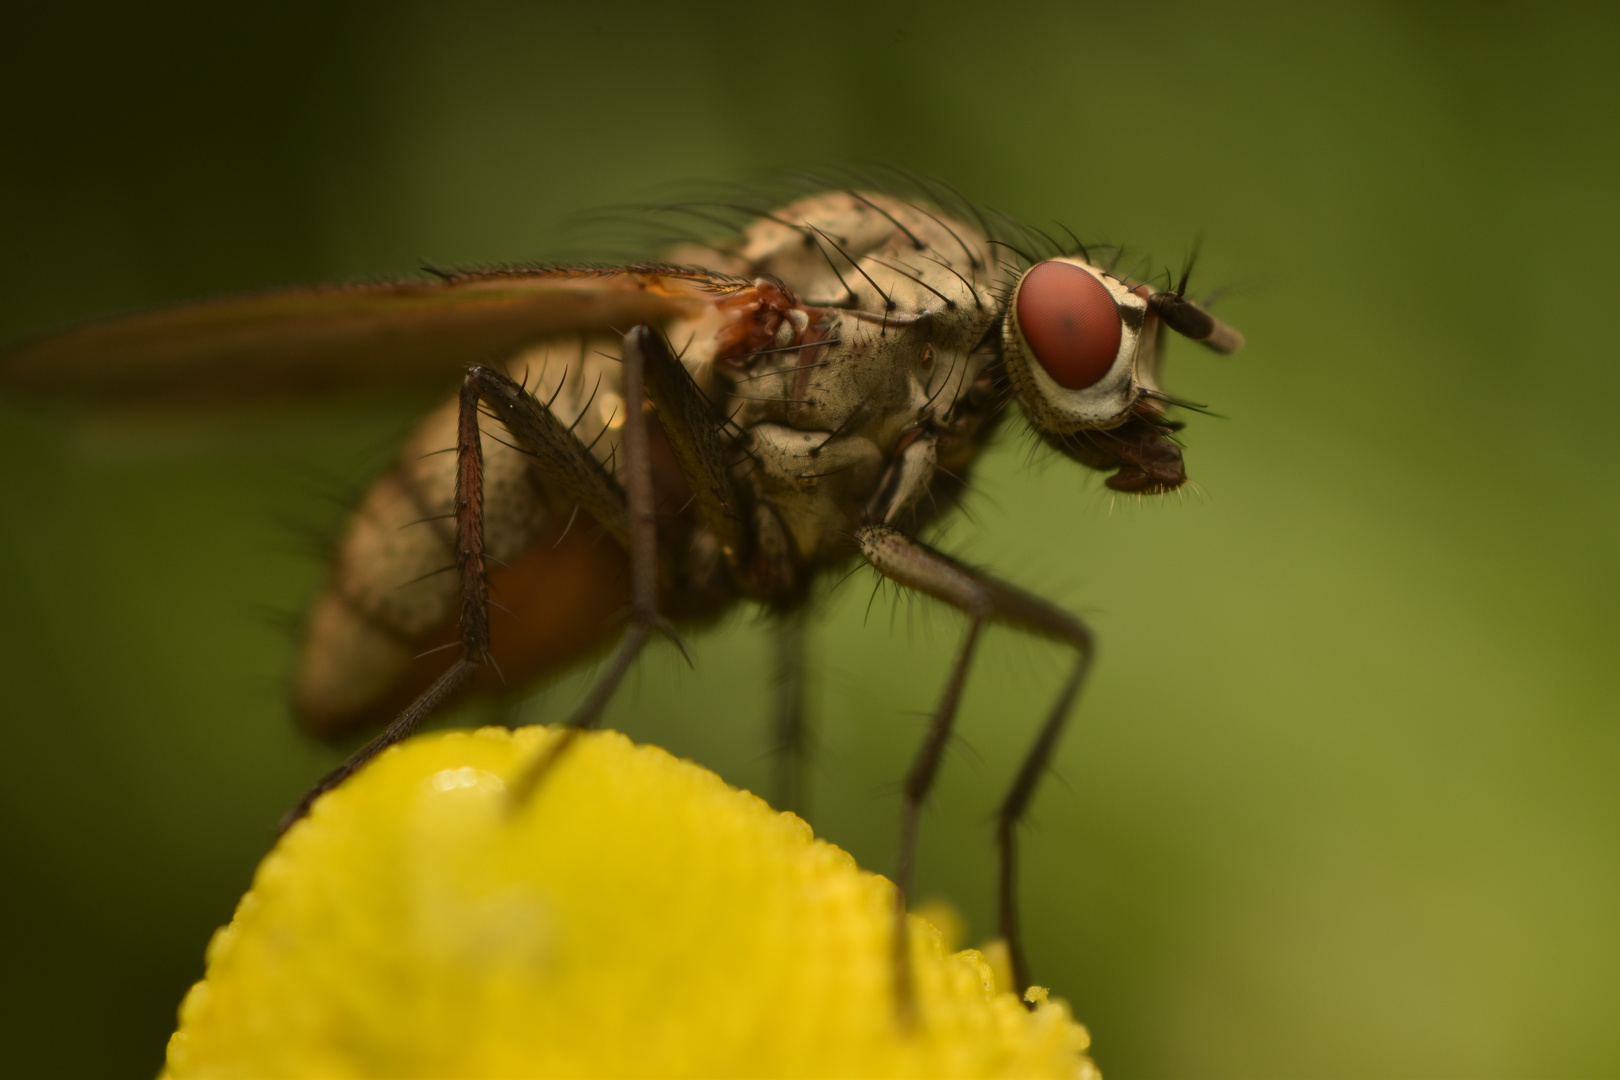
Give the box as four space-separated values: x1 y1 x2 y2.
1014 261 1122 390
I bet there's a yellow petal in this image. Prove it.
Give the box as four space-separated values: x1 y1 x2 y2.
163 726 1099 1079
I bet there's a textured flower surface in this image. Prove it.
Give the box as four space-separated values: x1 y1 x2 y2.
163 726 1099 1079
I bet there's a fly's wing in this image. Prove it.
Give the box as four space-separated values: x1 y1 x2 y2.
0 266 728 408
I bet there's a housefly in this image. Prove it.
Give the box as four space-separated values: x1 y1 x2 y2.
0 180 1242 1008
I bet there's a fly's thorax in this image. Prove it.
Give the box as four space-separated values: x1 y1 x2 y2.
744 424 884 562
710 193 1004 451
689 193 1010 568
1000 257 1162 436
721 314 1002 568
730 192 999 305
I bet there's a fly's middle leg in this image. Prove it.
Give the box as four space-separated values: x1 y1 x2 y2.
479 321 750 805
502 326 680 803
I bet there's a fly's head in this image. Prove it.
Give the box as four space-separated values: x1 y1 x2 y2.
1000 257 1243 493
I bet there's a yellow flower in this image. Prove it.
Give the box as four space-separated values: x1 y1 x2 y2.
163 726 1099 1079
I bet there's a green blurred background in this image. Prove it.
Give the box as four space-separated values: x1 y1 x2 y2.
3 1 1617 1076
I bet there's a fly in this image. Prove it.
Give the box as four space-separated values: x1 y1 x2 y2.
0 182 1242 1014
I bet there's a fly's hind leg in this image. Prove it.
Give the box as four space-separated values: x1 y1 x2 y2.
280 331 647 831
855 524 1095 1015
278 366 519 832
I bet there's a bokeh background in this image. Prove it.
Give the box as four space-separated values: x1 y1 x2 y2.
3 2 1617 1076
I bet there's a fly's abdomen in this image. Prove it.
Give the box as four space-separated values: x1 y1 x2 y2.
293 339 634 740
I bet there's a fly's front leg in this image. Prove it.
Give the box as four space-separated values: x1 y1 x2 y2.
890 613 986 1026
856 524 1094 1008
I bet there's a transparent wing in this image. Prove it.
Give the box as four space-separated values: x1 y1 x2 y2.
0 266 724 407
